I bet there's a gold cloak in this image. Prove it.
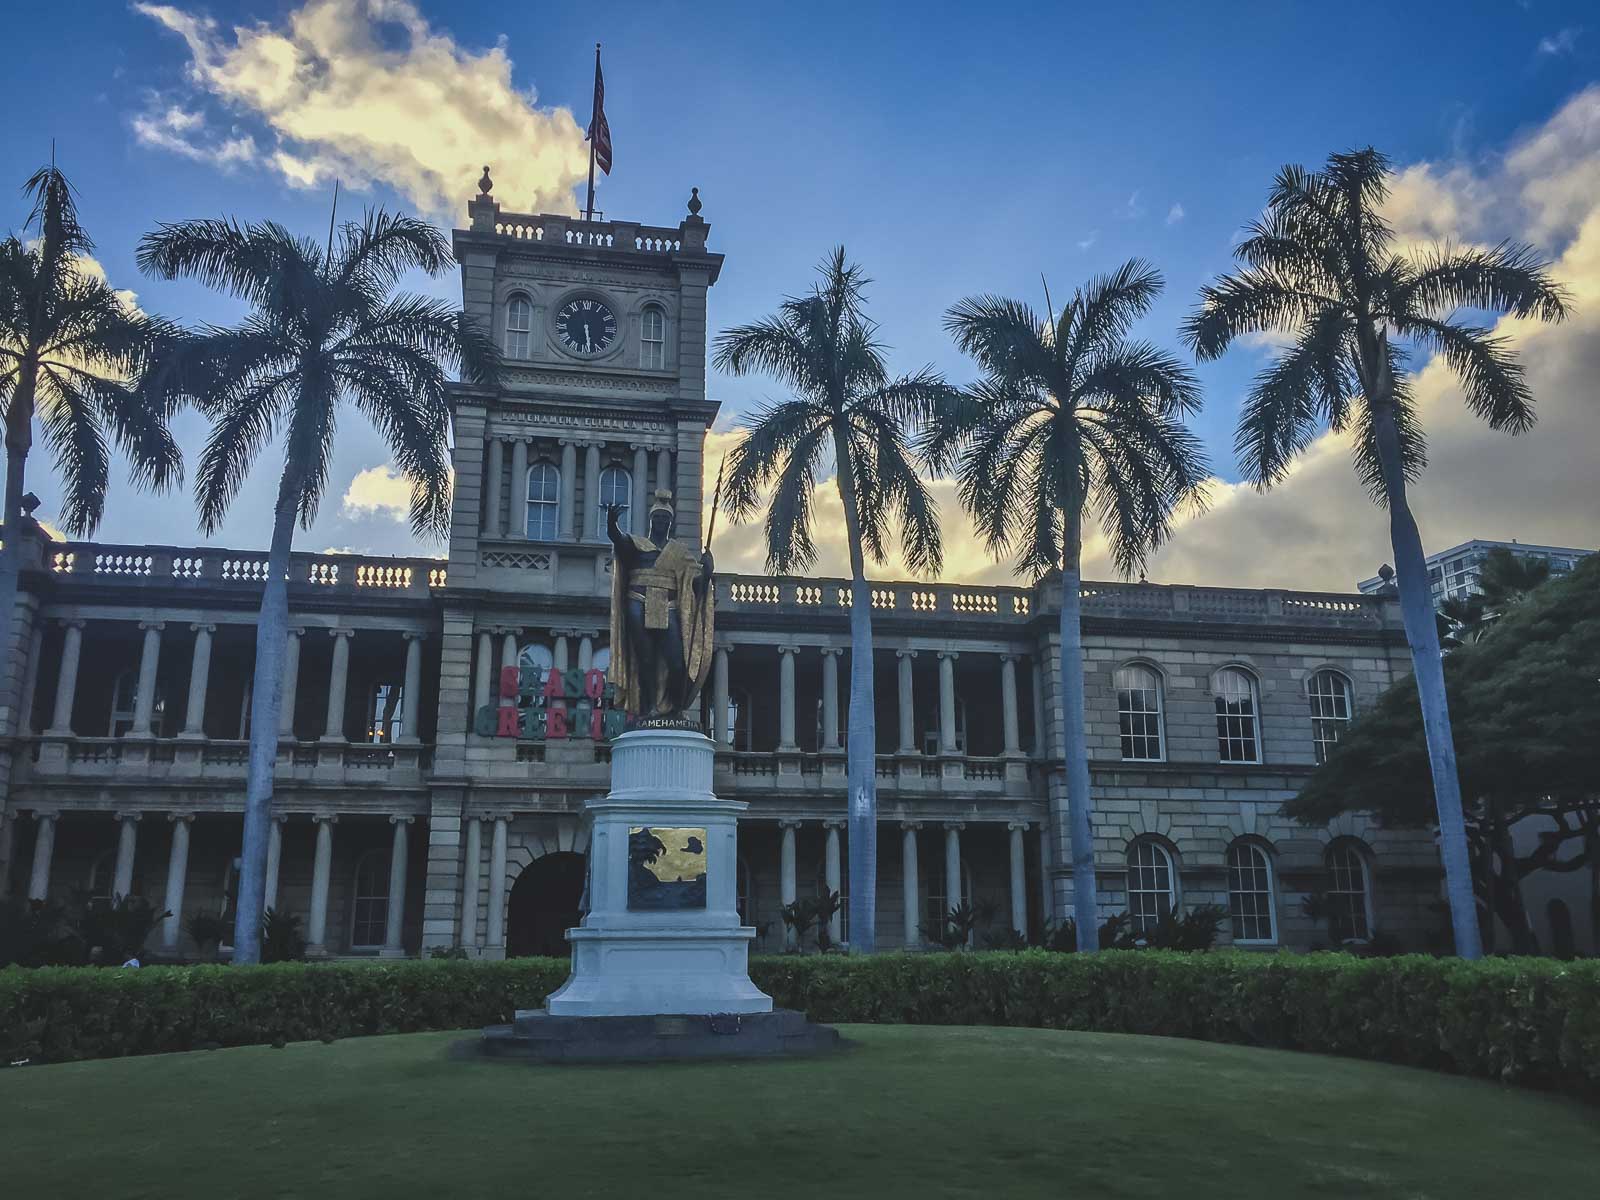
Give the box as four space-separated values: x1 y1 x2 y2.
608 535 716 717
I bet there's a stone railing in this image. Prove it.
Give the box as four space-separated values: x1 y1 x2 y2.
43 542 448 596
480 209 694 256
28 736 428 782
718 577 1035 620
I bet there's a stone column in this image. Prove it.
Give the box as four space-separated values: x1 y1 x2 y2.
779 820 799 949
322 629 353 741
181 623 215 738
778 646 798 750
900 822 920 948
130 621 164 736
382 816 411 958
17 623 45 736
712 646 731 747
112 812 140 898
1001 655 1021 755
824 820 843 944
509 439 529 537
1009 822 1029 937
944 823 964 917
820 648 841 751
483 436 505 537
553 633 570 671
578 635 594 672
937 651 958 754
655 448 672 498
485 816 508 954
264 816 285 913
460 815 483 949
896 650 916 753
1032 657 1048 756
28 812 56 901
46 620 85 734
631 446 649 527
498 631 519 716
583 442 601 538
399 633 425 743
306 815 335 955
559 441 578 540
279 628 303 739
473 630 494 714
161 814 193 953
1038 823 1053 926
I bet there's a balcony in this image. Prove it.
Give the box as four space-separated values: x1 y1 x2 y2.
38 542 447 599
713 749 1033 800
27 736 429 786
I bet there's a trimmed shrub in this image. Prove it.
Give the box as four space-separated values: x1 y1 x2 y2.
1 952 1597 1098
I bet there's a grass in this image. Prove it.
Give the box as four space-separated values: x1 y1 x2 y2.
6 1025 1598 1199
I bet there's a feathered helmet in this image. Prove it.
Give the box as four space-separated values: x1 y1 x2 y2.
649 489 675 519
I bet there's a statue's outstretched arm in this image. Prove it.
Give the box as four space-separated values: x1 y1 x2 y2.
606 505 636 566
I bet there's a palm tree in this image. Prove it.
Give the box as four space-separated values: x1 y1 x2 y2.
932 261 1209 952
1477 547 1550 613
1437 594 1488 649
0 164 183 686
138 209 496 963
1181 148 1570 959
713 247 952 954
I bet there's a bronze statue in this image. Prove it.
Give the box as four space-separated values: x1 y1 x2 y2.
607 490 715 719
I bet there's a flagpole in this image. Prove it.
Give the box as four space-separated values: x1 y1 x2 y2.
584 42 600 221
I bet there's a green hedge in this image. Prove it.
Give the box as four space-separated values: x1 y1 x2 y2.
3 952 1598 1097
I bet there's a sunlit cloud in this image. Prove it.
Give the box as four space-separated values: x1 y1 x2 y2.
341 463 412 522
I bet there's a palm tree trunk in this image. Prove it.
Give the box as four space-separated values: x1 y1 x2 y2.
1059 500 1100 951
831 424 877 954
230 469 301 964
1364 338 1484 960
0 374 36 739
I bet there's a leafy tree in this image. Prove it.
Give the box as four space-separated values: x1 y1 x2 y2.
714 248 954 955
1477 547 1551 613
138 209 496 962
930 262 1209 950
0 164 184 681
1437 593 1489 649
1287 556 1600 954
1183 148 1570 959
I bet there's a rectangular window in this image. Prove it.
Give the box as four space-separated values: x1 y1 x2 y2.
641 307 666 369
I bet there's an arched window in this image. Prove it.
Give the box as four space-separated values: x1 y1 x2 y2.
519 642 554 687
1308 670 1353 764
1213 667 1261 763
1226 840 1277 943
1115 663 1165 761
350 849 391 950
590 646 611 676
526 461 561 540
1325 842 1373 943
640 304 666 369
598 464 632 534
505 294 532 359
1127 839 1177 932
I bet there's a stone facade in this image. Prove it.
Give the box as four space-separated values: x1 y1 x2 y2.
0 189 1442 960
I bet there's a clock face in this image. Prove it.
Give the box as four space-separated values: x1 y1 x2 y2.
556 298 618 356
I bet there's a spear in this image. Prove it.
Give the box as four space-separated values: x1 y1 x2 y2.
704 454 728 555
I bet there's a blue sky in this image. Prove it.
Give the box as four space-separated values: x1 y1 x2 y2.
2 1 1597 586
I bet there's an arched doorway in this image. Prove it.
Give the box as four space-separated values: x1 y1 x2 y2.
506 852 587 958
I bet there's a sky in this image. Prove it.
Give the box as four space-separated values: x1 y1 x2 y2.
1 0 1597 590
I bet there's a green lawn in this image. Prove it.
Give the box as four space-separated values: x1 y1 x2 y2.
6 1026 1596 1199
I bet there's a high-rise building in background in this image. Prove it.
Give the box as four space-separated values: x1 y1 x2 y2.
1358 539 1594 604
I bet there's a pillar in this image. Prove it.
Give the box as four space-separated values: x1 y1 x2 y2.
1032 657 1048 756
631 445 649 528
307 815 335 955
460 815 483 949
896 650 916 753
112 812 140 898
498 631 519 716
824 821 843 944
1039 822 1054 926
279 628 303 739
655 448 672 498
553 633 570 671
322 629 353 741
712 646 731 748
938 651 958 754
578 635 594 672
18 623 44 735
130 621 164 736
509 439 529 537
161 814 192 953
820 648 841 751
483 436 505 537
900 822 920 947
28 812 56 901
583 442 601 538
382 816 411 958
778 646 797 750
181 623 215 738
473 630 494 714
264 816 285 912
944 823 963 917
1009 822 1029 937
779 820 799 949
560 440 578 540
46 620 85 734
485 816 508 953
1001 655 1021 755
399 633 424 743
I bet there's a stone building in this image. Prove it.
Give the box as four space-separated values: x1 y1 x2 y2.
0 184 1443 960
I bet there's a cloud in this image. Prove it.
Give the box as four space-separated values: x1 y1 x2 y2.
1119 190 1144 220
1076 231 1098 251
1165 202 1185 226
135 0 589 217
1537 27 1582 56
341 464 412 521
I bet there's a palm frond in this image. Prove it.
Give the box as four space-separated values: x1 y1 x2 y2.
1396 315 1536 433
1181 268 1342 360
1067 259 1163 359
1396 242 1570 323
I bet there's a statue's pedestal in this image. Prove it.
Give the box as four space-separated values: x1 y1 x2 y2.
545 727 772 1017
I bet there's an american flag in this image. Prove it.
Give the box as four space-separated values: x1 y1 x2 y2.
588 50 612 176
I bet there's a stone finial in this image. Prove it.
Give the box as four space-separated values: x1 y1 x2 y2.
687 186 702 217
478 165 494 197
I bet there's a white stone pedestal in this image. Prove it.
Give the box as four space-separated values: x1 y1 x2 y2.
545 727 773 1017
